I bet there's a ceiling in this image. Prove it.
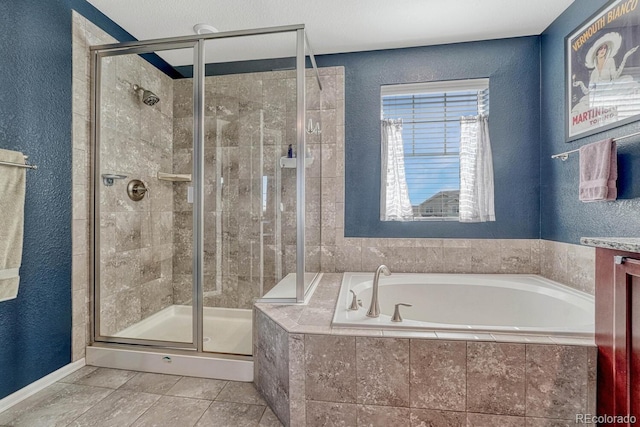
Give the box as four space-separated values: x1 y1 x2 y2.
86 0 575 66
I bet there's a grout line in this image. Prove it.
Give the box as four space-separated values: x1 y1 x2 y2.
63 387 116 426
192 400 214 427
125 392 162 427
257 405 268 425
464 341 468 417
408 339 412 412
212 381 230 401
524 344 528 418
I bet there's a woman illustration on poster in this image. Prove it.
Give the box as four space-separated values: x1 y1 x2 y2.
572 32 639 113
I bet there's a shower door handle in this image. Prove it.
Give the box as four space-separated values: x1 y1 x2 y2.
187 186 194 204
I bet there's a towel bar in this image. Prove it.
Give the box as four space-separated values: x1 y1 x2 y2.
0 161 36 169
551 131 640 161
0 155 37 170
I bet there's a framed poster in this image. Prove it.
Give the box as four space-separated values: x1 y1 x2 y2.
566 0 640 141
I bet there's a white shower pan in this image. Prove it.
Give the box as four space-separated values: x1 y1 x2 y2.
113 305 252 355
87 305 254 382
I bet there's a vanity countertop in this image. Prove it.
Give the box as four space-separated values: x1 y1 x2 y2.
580 237 640 253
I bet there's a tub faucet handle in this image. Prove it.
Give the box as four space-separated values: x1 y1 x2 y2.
391 303 412 322
348 290 362 310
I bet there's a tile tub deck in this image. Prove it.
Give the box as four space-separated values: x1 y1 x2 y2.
254 273 597 426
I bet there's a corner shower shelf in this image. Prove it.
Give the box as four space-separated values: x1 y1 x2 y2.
157 172 192 182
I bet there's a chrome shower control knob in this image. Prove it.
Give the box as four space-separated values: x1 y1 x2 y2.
127 179 148 201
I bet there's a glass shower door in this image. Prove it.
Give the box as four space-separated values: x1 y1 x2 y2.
199 32 299 355
93 42 199 349
199 106 267 355
92 25 318 354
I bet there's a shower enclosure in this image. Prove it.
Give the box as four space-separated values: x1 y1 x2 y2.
89 25 321 379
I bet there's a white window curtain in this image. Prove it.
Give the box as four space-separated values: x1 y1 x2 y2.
459 115 495 222
381 119 413 221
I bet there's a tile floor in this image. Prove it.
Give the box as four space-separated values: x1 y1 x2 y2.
0 366 282 427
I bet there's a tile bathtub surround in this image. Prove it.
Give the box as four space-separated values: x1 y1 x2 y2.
254 274 597 426
466 342 526 416
253 309 292 424
539 240 595 295
0 367 280 427
410 340 466 411
356 336 410 407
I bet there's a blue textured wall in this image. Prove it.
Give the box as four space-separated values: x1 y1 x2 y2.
540 0 640 244
316 38 541 238
0 0 132 400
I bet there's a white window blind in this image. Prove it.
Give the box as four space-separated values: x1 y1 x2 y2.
381 79 489 220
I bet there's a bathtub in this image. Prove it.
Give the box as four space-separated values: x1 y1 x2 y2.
332 273 594 336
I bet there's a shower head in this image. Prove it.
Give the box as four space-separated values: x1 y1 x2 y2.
133 84 160 106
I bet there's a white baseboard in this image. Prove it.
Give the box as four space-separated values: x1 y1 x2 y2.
0 358 86 414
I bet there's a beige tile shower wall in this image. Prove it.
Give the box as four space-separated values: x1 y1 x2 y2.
172 71 305 309
170 78 193 306
301 68 341 274
98 54 175 336
72 11 176 342
71 12 118 361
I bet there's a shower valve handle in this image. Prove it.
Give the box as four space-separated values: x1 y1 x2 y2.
127 179 148 201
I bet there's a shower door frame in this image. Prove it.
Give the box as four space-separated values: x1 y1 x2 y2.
90 25 317 353
90 39 201 350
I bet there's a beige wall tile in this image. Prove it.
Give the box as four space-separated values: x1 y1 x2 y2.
356 337 410 407
525 417 577 427
410 409 466 427
306 401 357 427
254 310 290 423
357 405 410 426
466 413 525 427
526 344 588 419
466 342 526 416
288 334 306 427
305 334 356 403
410 340 466 411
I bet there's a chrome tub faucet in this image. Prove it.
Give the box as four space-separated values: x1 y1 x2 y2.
366 265 391 318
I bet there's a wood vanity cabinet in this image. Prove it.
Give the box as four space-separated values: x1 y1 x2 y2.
595 247 640 424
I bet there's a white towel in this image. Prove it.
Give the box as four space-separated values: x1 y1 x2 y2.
579 138 617 202
0 148 26 302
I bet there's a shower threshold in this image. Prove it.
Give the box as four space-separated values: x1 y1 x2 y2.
86 305 254 382
86 344 253 382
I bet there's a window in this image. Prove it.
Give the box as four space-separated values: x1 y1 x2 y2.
380 79 489 221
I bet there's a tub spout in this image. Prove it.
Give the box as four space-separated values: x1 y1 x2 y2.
366 265 391 318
